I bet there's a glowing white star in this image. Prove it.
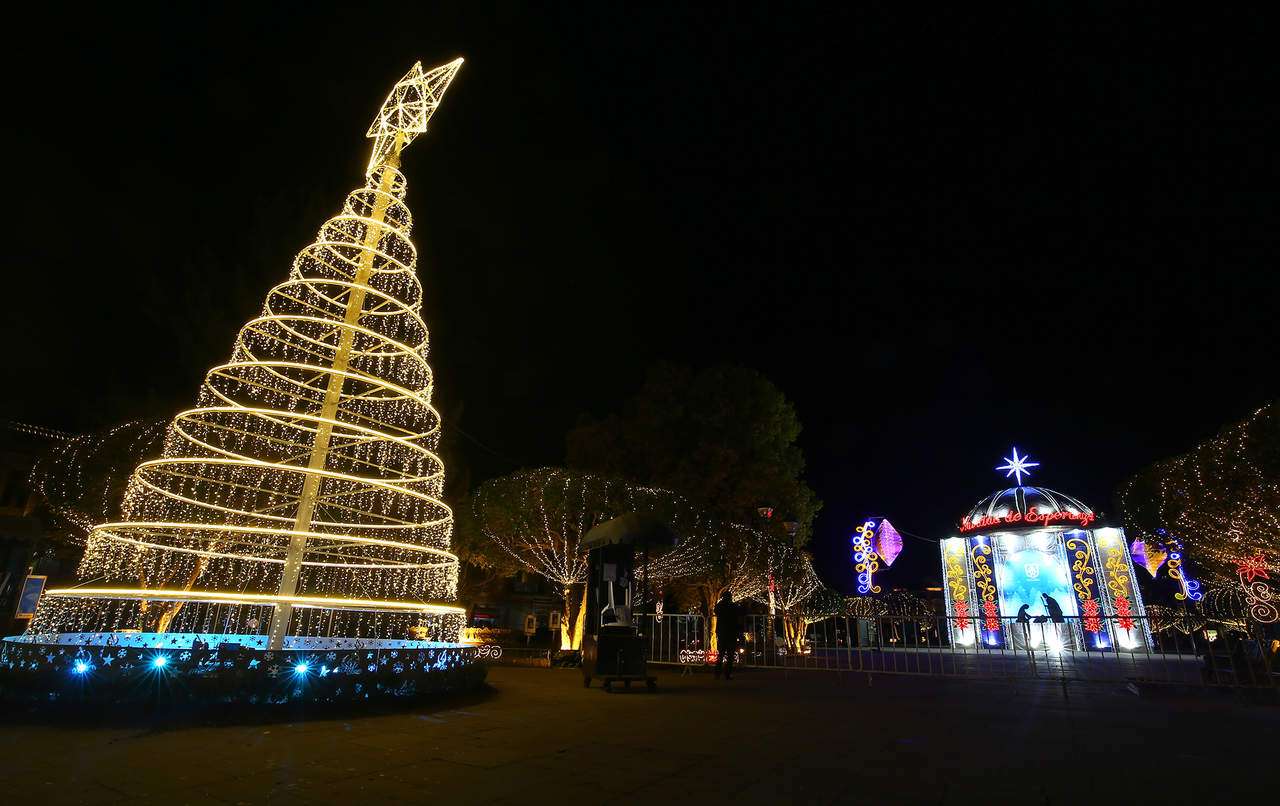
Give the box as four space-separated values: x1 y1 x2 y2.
997 447 1039 486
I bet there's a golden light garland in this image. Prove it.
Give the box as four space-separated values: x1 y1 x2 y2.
31 60 467 648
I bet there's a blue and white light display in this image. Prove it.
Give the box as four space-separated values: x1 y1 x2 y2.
941 450 1151 651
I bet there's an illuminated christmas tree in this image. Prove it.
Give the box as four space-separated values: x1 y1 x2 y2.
32 60 467 650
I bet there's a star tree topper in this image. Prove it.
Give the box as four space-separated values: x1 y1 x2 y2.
367 58 464 171
997 447 1040 486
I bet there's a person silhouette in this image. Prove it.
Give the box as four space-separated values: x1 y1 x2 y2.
1016 603 1033 645
1041 593 1065 624
714 591 741 680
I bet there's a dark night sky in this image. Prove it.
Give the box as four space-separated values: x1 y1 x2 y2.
3 5 1277 592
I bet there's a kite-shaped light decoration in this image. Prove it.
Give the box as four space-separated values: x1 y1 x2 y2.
873 519 904 568
1130 538 1167 578
33 60 468 650
367 59 464 172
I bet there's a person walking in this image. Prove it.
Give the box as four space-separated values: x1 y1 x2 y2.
714 590 740 680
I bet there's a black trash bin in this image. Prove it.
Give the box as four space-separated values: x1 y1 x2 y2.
583 624 651 691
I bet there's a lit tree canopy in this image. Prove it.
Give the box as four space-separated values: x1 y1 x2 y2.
744 543 820 612
840 592 934 619
843 595 885 618
566 363 821 545
878 590 935 619
743 545 823 651
1119 402 1279 581
30 418 168 543
801 586 848 623
659 520 778 651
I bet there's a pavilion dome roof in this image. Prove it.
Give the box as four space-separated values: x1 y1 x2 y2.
960 486 1095 533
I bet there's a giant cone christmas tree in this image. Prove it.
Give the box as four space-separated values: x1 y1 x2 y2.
33 60 467 649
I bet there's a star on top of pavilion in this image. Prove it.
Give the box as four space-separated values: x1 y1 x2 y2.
997 447 1040 486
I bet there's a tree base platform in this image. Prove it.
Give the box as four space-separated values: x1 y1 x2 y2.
0 633 485 708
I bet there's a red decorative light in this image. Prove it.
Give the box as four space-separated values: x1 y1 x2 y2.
1236 554 1271 583
954 599 971 631
959 506 1095 534
981 599 1000 632
1113 595 1134 631
1080 598 1101 633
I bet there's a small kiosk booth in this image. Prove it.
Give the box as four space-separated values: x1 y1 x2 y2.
580 513 678 692
940 450 1152 652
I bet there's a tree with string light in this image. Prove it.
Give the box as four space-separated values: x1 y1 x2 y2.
669 521 775 652
1119 402 1279 621
744 543 821 653
468 467 694 649
30 419 168 546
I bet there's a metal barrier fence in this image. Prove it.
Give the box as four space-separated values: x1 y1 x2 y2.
643 613 1279 689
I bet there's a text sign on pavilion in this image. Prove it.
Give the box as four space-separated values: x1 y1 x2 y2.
958 448 1096 533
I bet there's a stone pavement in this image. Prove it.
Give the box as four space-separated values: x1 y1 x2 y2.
1 665 1276 805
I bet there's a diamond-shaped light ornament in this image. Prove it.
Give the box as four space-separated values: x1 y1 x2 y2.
367 58 464 172
1131 539 1167 578
873 519 904 567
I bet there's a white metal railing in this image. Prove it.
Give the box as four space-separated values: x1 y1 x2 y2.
641 613 1278 688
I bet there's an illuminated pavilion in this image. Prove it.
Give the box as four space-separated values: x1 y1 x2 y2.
940 449 1152 652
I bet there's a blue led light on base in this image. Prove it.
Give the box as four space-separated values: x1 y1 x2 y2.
1 633 486 708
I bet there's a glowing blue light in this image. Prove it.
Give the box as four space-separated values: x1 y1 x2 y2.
153 656 168 668
294 663 308 674
996 447 1040 486
73 661 89 674
852 519 878 594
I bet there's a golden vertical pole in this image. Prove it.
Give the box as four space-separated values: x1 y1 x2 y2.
268 133 405 649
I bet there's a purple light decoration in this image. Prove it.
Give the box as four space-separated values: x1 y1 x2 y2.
874 519 904 567
1129 538 1147 569
1130 538 1167 578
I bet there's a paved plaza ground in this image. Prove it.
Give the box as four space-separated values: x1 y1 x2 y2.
1 664 1276 805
